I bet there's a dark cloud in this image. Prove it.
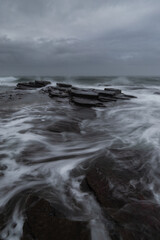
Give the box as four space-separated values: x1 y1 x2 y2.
0 0 159 75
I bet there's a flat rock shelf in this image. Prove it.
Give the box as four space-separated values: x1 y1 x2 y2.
15 81 136 108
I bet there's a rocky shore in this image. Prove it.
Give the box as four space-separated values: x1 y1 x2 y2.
0 80 159 240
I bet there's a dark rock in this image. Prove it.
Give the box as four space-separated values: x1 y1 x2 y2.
21 195 91 240
113 94 136 100
47 120 80 133
104 88 122 94
56 83 72 88
44 83 136 108
98 84 110 87
86 150 159 240
34 80 51 87
16 81 51 90
102 88 136 100
47 86 69 98
114 94 131 100
71 97 104 107
70 89 98 99
86 151 153 209
113 202 160 240
49 91 69 98
122 94 137 99
98 96 117 102
96 90 117 98
0 212 6 232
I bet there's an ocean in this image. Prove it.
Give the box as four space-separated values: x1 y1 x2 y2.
0 76 160 239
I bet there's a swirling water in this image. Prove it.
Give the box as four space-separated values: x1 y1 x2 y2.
1 76 160 239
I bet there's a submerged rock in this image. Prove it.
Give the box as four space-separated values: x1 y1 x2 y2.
47 120 80 133
21 195 91 240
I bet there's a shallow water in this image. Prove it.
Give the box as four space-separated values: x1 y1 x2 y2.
0 76 160 239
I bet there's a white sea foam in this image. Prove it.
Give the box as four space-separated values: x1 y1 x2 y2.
0 76 18 87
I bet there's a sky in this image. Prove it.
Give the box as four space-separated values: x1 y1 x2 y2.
0 0 160 76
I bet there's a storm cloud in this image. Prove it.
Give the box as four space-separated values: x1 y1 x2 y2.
0 0 160 75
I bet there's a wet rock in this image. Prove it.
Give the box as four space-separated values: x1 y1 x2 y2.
120 94 137 99
47 86 69 98
86 150 159 240
56 83 72 88
47 120 80 133
15 81 136 107
104 88 122 94
86 151 153 209
49 91 69 98
98 96 117 102
113 202 160 240
70 89 98 100
69 86 135 107
114 94 131 100
35 80 51 87
16 81 51 90
21 195 91 240
71 97 104 107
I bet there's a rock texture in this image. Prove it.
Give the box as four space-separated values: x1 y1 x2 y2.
21 195 91 240
86 150 160 240
16 81 136 108
16 80 51 90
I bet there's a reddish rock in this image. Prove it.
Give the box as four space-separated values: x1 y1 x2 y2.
86 150 159 240
113 202 160 240
21 195 91 240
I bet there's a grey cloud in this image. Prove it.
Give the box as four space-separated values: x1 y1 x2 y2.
0 0 160 75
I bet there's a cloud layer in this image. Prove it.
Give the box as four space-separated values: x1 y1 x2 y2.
0 0 160 75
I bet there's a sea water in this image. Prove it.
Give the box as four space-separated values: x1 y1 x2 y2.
0 76 160 239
